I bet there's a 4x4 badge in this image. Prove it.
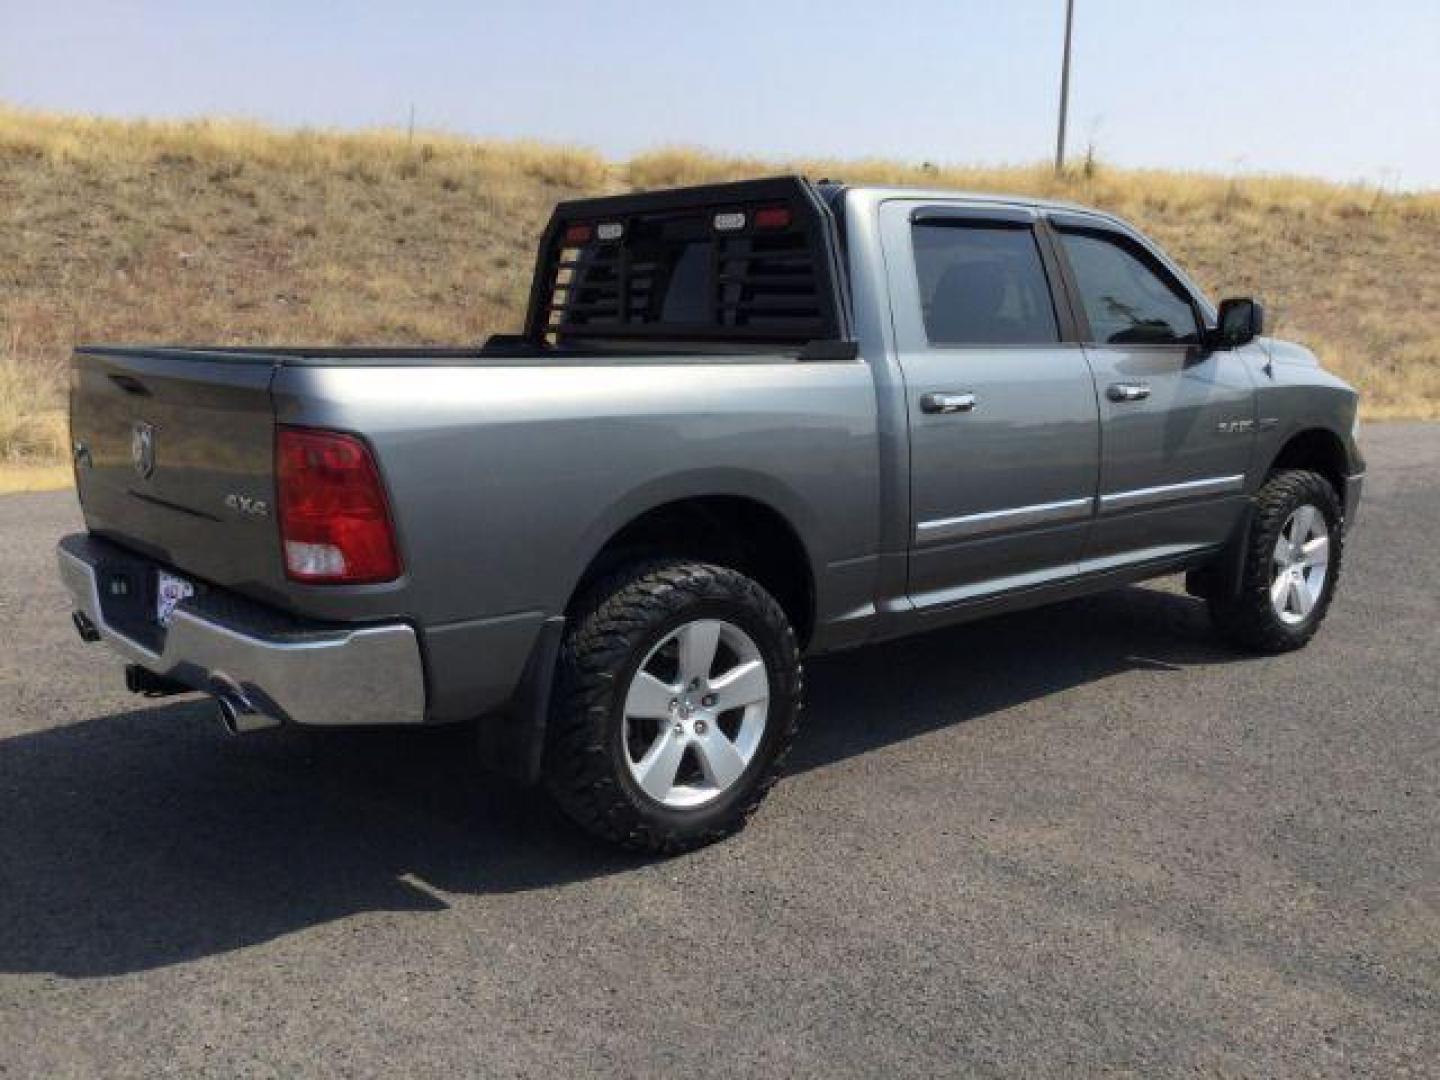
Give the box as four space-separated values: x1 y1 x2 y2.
224 493 270 518
131 421 156 479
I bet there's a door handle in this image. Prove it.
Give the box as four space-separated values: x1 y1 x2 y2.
920 391 977 414
1107 382 1152 403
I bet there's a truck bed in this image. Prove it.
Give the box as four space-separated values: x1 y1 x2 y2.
70 336 866 590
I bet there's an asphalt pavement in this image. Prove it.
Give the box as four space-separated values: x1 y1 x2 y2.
1 423 1436 1077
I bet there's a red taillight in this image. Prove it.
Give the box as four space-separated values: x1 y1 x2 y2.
276 428 401 584
563 222 593 244
753 206 792 230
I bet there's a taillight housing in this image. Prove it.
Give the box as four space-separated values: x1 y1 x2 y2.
276 427 401 584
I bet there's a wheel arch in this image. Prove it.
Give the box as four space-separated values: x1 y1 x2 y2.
566 486 818 648
1265 426 1351 503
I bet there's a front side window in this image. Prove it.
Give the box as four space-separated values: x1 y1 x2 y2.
1057 229 1200 346
912 222 1060 346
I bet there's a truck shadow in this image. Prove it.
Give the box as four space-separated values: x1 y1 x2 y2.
0 584 1244 978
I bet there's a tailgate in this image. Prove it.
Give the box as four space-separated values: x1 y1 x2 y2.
70 348 283 594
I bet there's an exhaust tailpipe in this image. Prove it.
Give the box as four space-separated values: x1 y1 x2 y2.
72 611 101 643
212 680 281 735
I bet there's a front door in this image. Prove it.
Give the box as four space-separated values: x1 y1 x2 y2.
1047 216 1258 564
880 201 1100 610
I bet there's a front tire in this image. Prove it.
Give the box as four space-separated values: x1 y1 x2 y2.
543 560 802 854
1209 469 1344 653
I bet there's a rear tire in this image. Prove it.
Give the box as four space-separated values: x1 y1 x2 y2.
1209 469 1344 654
543 560 802 854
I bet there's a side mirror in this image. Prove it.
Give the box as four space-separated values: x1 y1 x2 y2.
1211 297 1265 349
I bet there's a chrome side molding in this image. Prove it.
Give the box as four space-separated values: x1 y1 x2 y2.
916 472 1248 545
1100 474 1245 513
916 496 1093 545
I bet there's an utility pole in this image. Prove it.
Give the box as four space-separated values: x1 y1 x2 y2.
1055 0 1075 174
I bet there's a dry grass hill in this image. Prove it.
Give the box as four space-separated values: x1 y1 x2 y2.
3 107 1437 476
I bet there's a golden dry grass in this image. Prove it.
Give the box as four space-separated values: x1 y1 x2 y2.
0 461 71 492
0 107 613 471
2 108 1436 476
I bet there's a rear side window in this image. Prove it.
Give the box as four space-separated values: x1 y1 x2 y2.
1057 229 1200 346
912 222 1060 346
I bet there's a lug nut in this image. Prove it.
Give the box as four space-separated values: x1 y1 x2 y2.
694 719 708 734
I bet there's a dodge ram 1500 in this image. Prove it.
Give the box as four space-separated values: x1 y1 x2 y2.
60 176 1364 851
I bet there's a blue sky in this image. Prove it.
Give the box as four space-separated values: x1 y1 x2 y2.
3 0 1438 187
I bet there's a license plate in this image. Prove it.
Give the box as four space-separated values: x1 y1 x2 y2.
155 570 195 627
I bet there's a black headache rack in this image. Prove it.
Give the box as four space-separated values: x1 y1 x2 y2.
521 176 852 352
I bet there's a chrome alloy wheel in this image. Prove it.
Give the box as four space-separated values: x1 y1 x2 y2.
621 618 770 809
1271 504 1330 625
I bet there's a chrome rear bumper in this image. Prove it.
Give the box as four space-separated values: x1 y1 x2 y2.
58 534 426 727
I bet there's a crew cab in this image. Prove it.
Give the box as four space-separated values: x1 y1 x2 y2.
59 176 1364 851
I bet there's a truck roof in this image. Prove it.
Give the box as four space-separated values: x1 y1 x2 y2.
827 181 1209 317
824 181 1123 223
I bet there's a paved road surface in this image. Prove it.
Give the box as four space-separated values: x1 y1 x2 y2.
1 424 1436 1077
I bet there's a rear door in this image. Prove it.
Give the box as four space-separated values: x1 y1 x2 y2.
1047 216 1257 562
879 201 1100 610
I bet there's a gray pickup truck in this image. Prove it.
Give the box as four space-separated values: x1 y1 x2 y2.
60 176 1364 852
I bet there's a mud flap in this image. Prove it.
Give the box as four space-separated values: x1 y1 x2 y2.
1186 502 1254 601
478 615 566 785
